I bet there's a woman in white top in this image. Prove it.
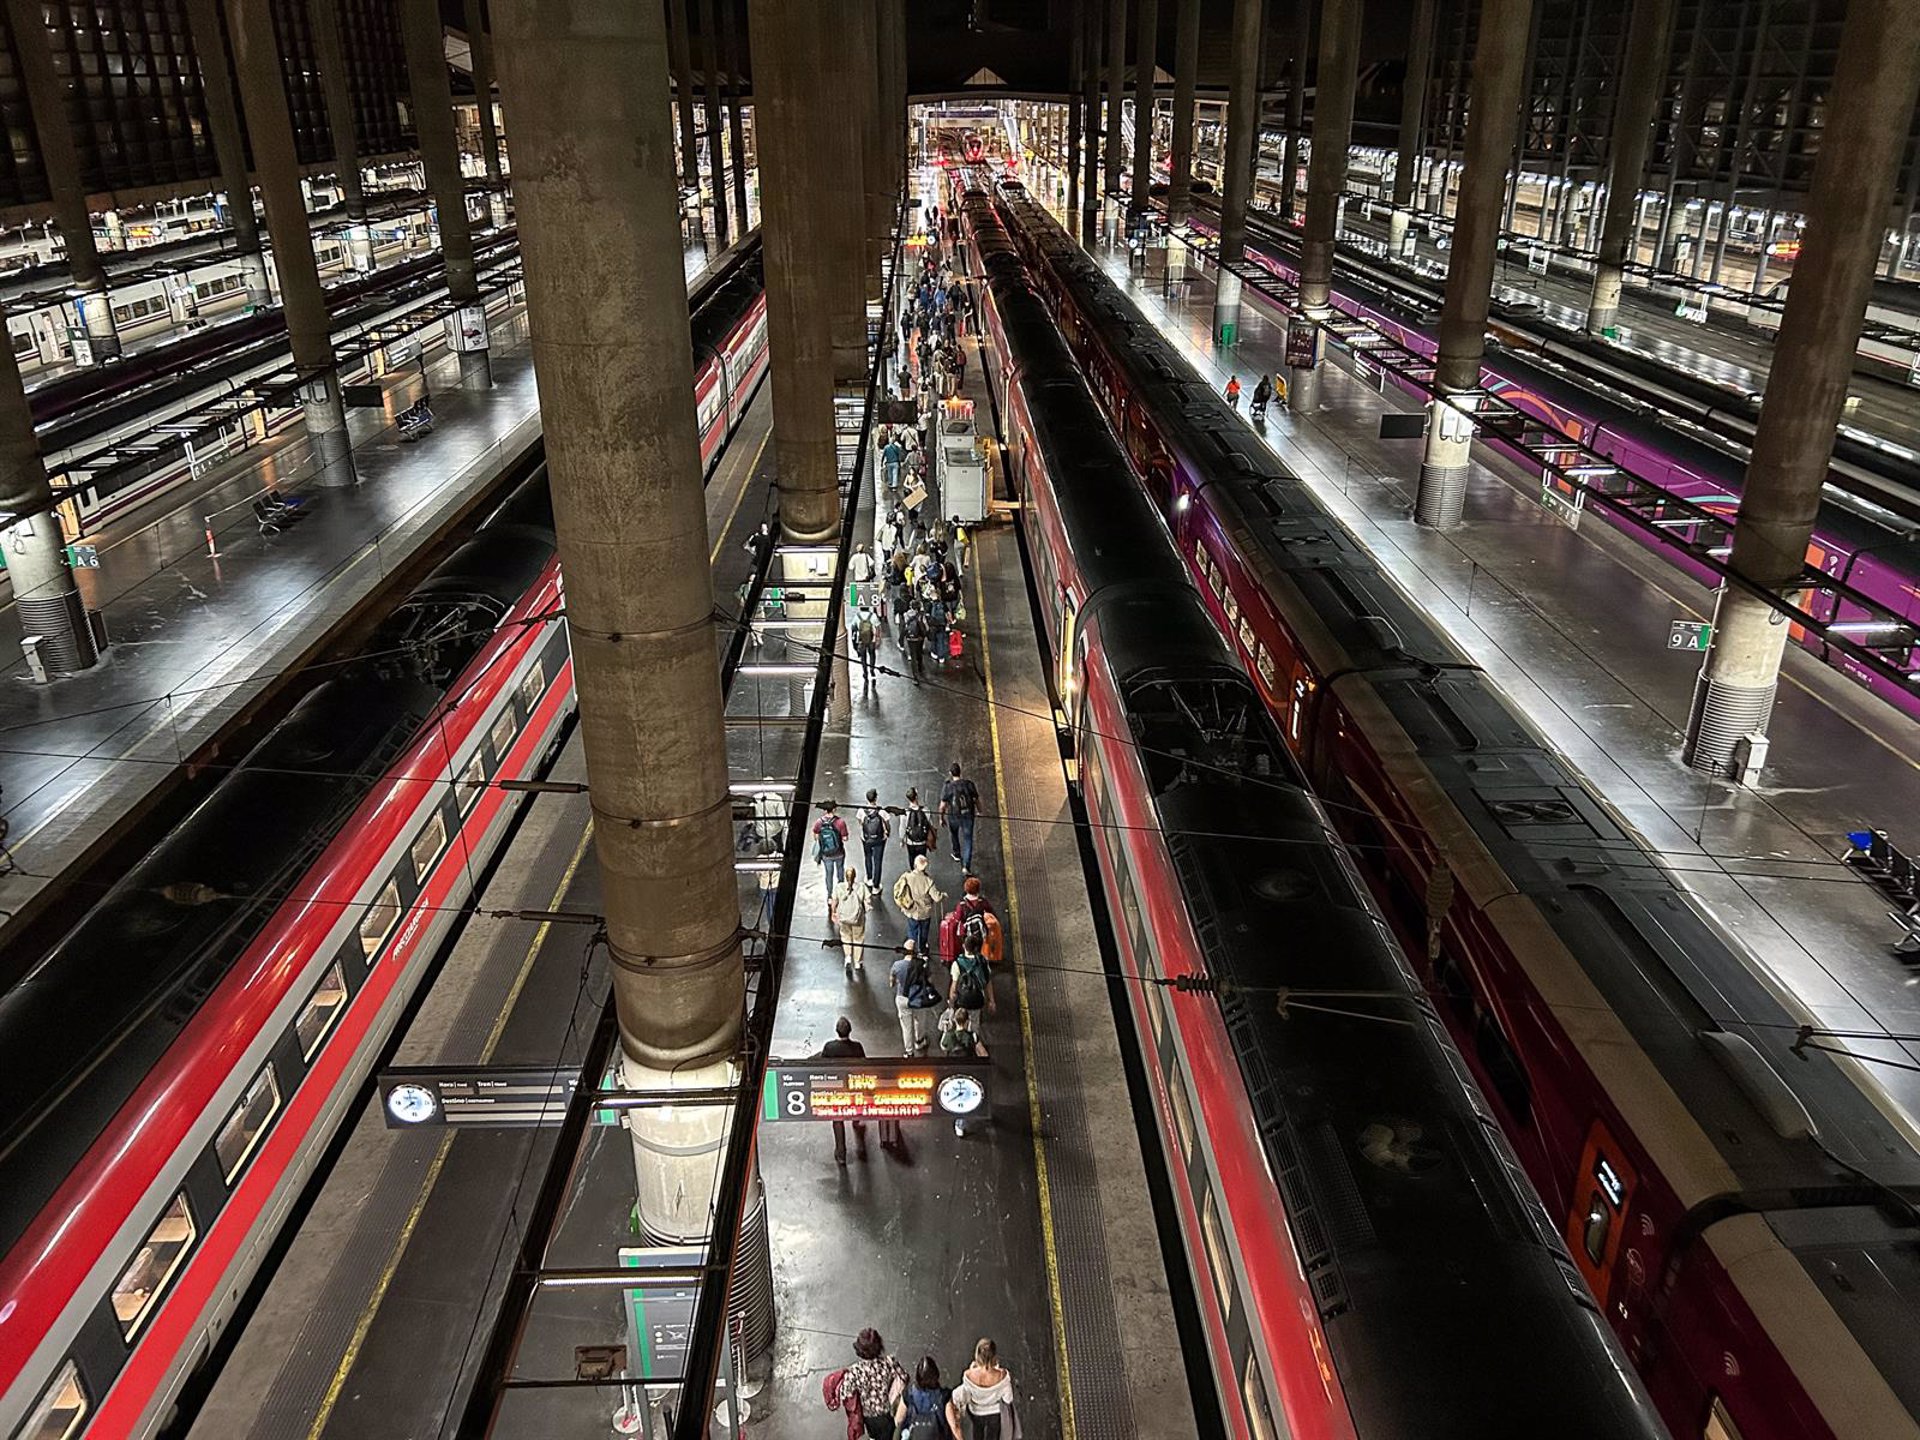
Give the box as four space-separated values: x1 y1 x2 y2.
953 1337 1018 1439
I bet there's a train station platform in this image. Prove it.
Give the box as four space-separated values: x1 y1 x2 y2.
193 228 1193 1438
0 238 728 962
1030 168 1920 1134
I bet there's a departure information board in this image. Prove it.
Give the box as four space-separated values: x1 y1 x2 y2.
761 1058 990 1123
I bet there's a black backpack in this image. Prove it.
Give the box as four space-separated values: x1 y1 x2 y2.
861 806 886 842
905 806 931 844
954 954 989 1010
952 778 978 815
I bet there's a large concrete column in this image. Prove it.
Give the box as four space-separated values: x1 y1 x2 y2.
1292 0 1362 410
852 0 889 302
1103 0 1128 217
402 0 490 389
1213 0 1262 343
884 0 908 203
492 0 747 1243
1412 0 1533 527
751 0 842 545
720 0 751 228
5 0 119 362
0 340 96 673
1081 0 1105 241
463 0 507 227
227 0 355 484
184 0 272 308
1280 0 1309 223
667 0 704 234
1586 0 1675 336
307 0 375 275
1165 0 1200 224
823 0 870 382
1682 0 1920 778
698 0 731 243
1389 0 1436 259
1128 0 1159 218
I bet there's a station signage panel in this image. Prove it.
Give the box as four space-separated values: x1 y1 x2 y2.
761 1057 989 1123
1668 620 1713 652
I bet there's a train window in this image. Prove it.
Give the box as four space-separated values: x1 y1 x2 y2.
1168 1071 1196 1164
11 329 33 357
1703 1396 1744 1440
296 963 349 1058
1193 536 1208 571
1580 1192 1610 1266
410 811 448 882
458 750 486 813
359 880 402 958
216 1063 282 1182
519 659 545 715
1255 644 1276 692
1143 972 1165 1044
1200 1186 1234 1321
1207 562 1225 601
17 1360 87 1440
1223 590 1240 629
1242 1356 1278 1440
111 1194 195 1339
1238 617 1256 654
490 710 518 771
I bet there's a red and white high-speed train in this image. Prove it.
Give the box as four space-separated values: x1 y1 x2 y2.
993 176 1920 1440
960 178 1666 1440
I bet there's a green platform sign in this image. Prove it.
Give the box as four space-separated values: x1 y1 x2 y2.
1668 620 1713 652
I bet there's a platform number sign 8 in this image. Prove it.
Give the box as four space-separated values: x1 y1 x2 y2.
785 1085 809 1118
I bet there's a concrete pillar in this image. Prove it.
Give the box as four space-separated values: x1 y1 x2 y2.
402 0 489 389
1280 0 1308 223
1068 4 1085 225
667 0 704 235
1413 0 1533 528
307 0 375 275
1128 0 1158 218
1214 0 1262 343
1082 0 1104 241
184 0 271 309
1682 0 1920 778
852 0 888 302
228 0 355 485
492 0 748 1244
879 0 906 207
1292 0 1362 409
5 0 119 362
463 0 507 227
0 338 96 673
1389 0 1435 260
1104 0 1127 217
720 0 751 228
699 0 731 243
822 0 870 383
752 0 841 545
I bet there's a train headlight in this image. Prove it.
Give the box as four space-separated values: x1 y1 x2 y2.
1175 492 1191 512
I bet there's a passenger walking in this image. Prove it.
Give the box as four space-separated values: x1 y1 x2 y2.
926 589 951 667
890 940 932 1055
892 853 946 958
819 1018 870 1165
900 787 935 868
941 1009 988 1137
954 1339 1017 1437
852 607 879 684
902 605 929 682
831 866 869 976
895 1356 965 1440
949 936 996 1018
837 1329 909 1434
939 762 982 873
881 433 904 494
1224 374 1241 410
1251 373 1272 421
859 788 891 895
812 801 851 943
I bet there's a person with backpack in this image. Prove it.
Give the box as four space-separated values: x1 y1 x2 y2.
901 605 929 683
949 936 995 1019
890 939 934 1055
858 788 891 896
851 607 879 684
812 802 851 943
831 865 869 976
941 1007 988 1137
938 762 982 874
946 877 1004 968
894 1356 964 1440
892 852 945 958
926 588 951 668
900 787 935 868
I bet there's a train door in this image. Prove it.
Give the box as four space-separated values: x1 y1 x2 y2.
1056 588 1079 712
1565 1120 1638 1310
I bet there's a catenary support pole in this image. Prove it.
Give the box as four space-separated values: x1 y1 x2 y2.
464 0 506 226
1128 0 1159 220
1412 0 1533 527
492 0 751 1246
1291 0 1363 410
699 0 731 244
0 338 96 672
1389 0 1436 259
402 0 490 389
1082 0 1105 242
1166 0 1199 224
1213 0 1263 343
1682 0 1920 778
5 0 119 361
1104 0 1128 226
720 0 751 228
307 0 375 275
1588 0 1676 335
227 0 355 484
668 0 704 237
1068 0 1085 225
184 0 272 308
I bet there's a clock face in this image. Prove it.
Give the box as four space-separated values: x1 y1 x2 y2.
937 1074 985 1116
386 1083 440 1126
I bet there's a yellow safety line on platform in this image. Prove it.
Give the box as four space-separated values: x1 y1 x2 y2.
306 819 596 1440
711 421 772 566
974 554 1078 1440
